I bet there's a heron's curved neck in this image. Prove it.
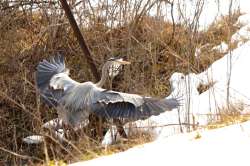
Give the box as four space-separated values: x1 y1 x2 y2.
96 63 108 87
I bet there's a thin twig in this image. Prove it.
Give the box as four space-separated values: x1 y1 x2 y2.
0 147 43 162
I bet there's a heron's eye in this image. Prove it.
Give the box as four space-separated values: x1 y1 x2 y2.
181 75 184 79
108 57 115 61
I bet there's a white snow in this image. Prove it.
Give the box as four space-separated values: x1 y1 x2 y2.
22 119 62 145
194 48 201 57
232 13 250 46
237 13 250 25
231 23 250 47
212 41 228 53
22 135 44 144
23 118 65 145
70 120 250 166
22 129 65 145
42 118 63 130
198 40 250 105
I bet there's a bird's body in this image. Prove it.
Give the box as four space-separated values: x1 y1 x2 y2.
36 55 180 127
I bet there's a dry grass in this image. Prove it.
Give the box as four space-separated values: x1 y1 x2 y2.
196 10 242 71
207 113 250 129
0 1 244 165
207 105 250 130
77 131 153 162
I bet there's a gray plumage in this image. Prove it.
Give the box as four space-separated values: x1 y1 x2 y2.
36 55 180 126
36 54 67 90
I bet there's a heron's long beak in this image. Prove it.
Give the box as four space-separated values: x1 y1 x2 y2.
116 58 131 65
120 60 131 65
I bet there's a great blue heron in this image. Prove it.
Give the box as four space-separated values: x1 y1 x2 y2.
36 54 180 127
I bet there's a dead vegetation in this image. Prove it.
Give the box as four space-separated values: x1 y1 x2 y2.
207 104 250 130
0 0 245 165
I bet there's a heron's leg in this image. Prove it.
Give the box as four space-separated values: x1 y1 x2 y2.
113 119 127 138
62 122 78 141
86 113 110 141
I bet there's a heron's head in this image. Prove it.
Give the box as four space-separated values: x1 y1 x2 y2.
106 57 131 77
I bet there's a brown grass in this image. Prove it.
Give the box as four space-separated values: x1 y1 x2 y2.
207 105 250 130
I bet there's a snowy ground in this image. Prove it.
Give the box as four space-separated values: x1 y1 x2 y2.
70 120 250 166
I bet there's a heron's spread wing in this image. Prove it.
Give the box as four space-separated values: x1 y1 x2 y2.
90 89 180 120
36 54 79 107
36 54 66 90
55 84 180 123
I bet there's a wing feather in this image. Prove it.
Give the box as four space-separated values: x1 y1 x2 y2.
89 88 181 120
36 54 78 107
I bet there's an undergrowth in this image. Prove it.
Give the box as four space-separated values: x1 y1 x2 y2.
207 105 250 130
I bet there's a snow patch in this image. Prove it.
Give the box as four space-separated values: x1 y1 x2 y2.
42 118 63 130
237 13 250 25
71 120 250 166
22 135 44 144
212 41 228 53
231 24 250 46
